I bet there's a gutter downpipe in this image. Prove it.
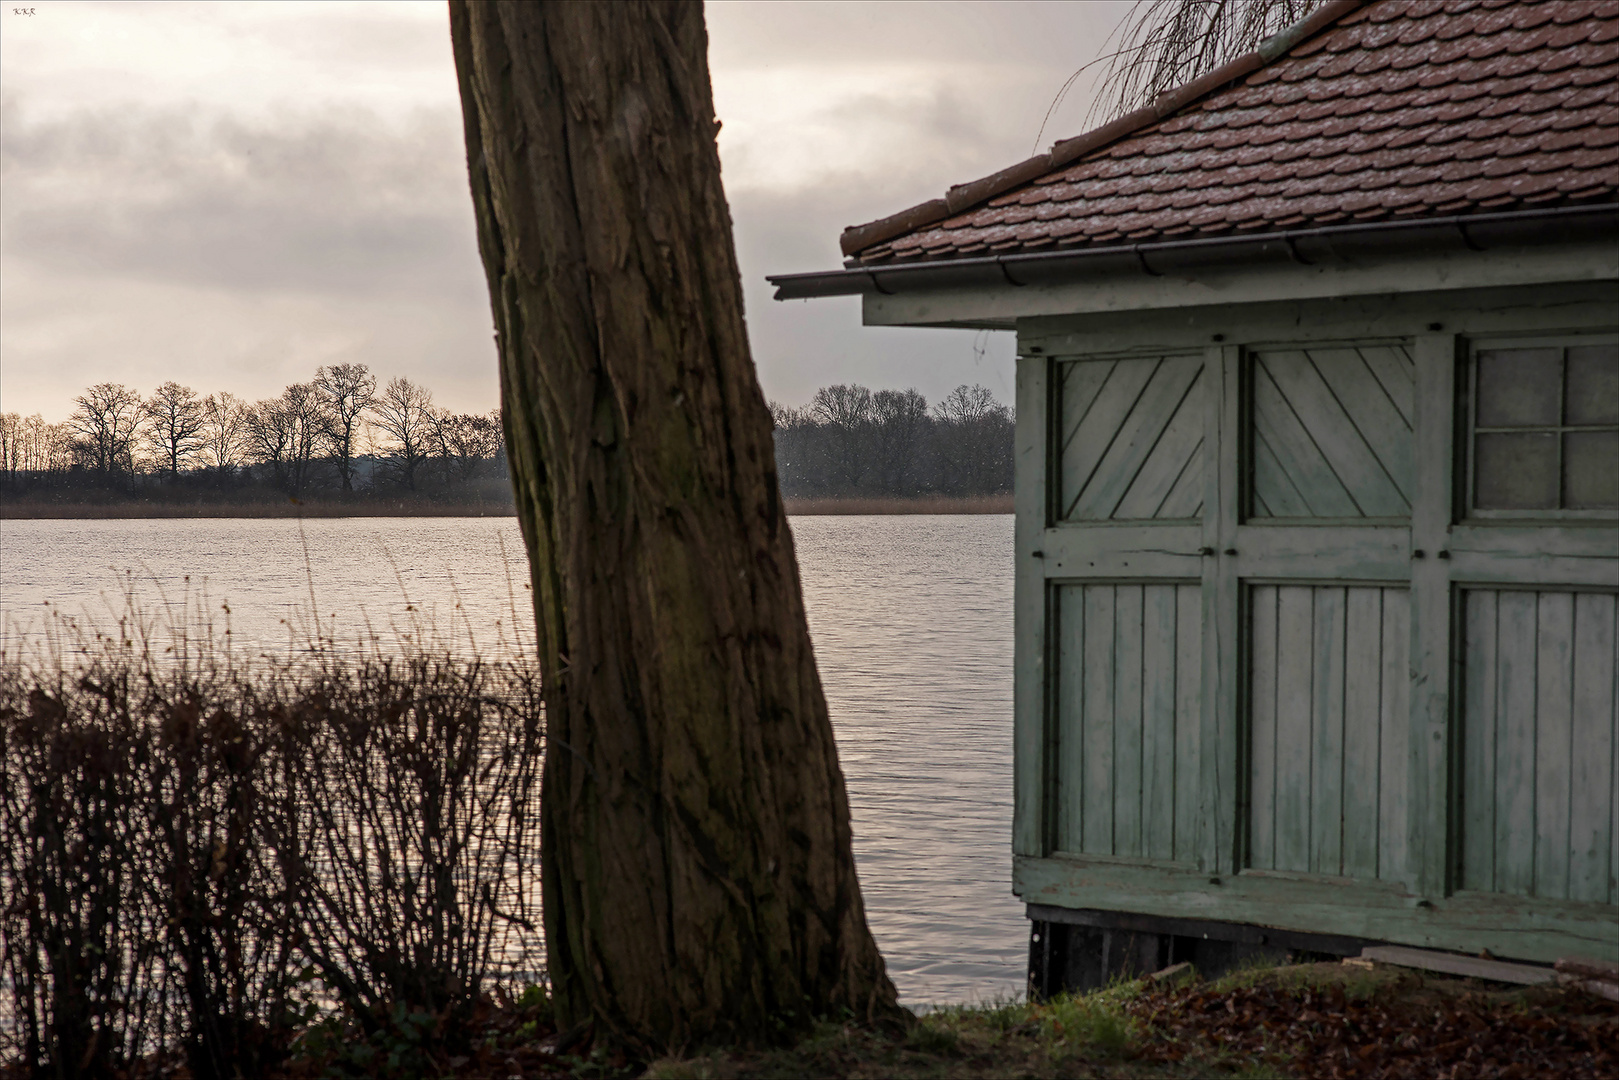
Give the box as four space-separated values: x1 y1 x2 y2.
769 203 1618 301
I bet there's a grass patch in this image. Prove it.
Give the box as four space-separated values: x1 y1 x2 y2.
645 961 1619 1080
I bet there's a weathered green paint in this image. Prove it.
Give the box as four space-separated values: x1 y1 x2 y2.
1248 584 1412 881
1054 583 1201 863
1251 345 1414 519
1460 588 1618 905
1411 332 1459 897
1058 356 1204 521
1013 353 1049 859
1008 286 1617 965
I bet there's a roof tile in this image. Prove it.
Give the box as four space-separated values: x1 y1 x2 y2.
846 0 1619 264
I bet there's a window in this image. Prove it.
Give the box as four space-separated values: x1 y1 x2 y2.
1468 339 1619 515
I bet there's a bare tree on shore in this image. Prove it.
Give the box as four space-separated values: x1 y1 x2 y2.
872 388 929 493
314 363 377 493
200 392 247 473
370 377 435 491
243 384 323 495
142 381 208 479
430 409 502 483
71 383 143 477
808 383 875 490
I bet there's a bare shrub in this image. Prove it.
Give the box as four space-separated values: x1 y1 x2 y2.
0 595 543 1075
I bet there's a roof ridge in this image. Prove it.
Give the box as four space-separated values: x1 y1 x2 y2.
837 0 1369 260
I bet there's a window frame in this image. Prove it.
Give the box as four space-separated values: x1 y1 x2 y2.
1460 331 1619 524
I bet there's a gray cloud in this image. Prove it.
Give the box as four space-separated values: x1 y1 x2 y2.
0 1 1131 422
3 102 482 300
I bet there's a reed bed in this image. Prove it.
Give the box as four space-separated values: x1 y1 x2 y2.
0 587 544 1078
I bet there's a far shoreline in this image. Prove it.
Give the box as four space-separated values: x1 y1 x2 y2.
0 494 1013 520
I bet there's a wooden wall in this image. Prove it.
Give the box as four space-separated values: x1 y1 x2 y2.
1015 286 1618 963
1461 588 1618 905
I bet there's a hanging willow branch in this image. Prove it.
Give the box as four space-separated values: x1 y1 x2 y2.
1035 0 1322 152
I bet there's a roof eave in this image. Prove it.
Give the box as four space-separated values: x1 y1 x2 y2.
770 204 1619 302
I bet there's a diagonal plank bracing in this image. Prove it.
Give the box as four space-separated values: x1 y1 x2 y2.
1252 345 1415 519
1058 356 1205 521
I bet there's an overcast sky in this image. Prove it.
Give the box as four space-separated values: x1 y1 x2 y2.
0 0 1130 422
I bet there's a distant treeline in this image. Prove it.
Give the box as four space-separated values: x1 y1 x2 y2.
0 365 509 510
770 383 1013 498
1 374 1013 512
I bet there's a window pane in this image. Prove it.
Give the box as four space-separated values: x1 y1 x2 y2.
1476 349 1561 427
1476 432 1558 510
1566 344 1619 426
1564 431 1619 510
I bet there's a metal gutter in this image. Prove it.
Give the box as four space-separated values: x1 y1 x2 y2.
770 203 1619 302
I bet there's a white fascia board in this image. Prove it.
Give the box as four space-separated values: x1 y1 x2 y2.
860 240 1619 330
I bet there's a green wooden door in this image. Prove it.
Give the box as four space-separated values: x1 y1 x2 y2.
1230 343 1418 886
1024 351 1210 866
1450 336 1619 907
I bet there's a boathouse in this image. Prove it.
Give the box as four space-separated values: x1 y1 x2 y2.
770 0 1619 988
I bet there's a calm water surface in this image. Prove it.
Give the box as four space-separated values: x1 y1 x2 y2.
0 514 1021 1005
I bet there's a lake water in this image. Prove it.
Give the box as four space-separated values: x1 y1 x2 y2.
0 514 1023 1006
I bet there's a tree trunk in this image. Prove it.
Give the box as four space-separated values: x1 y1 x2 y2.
449 0 901 1053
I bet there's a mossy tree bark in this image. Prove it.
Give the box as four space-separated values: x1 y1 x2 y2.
449 0 902 1052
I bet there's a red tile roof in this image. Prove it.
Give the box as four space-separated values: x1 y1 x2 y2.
844 0 1619 266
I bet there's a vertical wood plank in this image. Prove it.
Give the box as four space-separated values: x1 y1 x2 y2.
1202 345 1243 875
1461 590 1499 892
1142 584 1179 861
1534 592 1575 900
1379 589 1412 885
1249 585 1279 870
1410 332 1456 898
1312 586 1349 876
1276 585 1316 874
1568 592 1615 904
1342 587 1383 879
1056 585 1085 853
1013 351 1049 857
1083 586 1117 855
1175 583 1203 863
1114 585 1146 858
1495 591 1539 897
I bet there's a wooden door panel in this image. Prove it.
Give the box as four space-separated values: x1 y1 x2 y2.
1248 584 1411 883
1251 345 1415 519
1055 582 1202 863
1057 356 1205 521
1460 588 1617 904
